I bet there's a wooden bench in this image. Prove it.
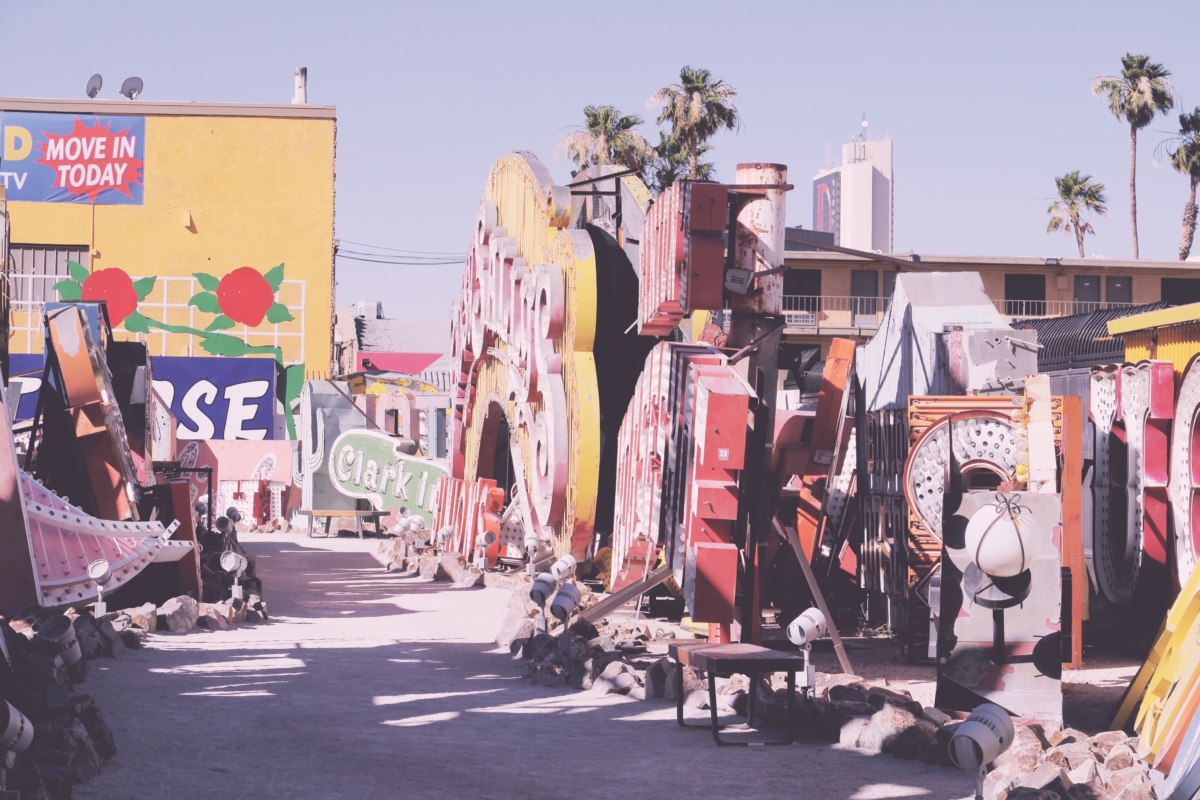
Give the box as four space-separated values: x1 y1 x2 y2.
669 642 809 746
301 510 388 539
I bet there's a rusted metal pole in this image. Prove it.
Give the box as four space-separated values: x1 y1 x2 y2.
727 163 787 645
774 517 854 676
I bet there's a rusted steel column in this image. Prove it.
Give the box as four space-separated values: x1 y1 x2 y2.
727 163 787 644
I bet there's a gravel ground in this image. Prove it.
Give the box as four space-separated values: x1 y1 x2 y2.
70 533 1035 800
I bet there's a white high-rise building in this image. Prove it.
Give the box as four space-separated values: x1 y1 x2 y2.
812 131 893 253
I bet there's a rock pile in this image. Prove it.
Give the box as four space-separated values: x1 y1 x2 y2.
1 608 122 800
196 524 263 604
376 536 483 588
0 592 269 800
502 587 1156 800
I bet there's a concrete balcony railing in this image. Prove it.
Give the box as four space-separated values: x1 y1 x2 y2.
777 296 1135 331
994 299 1134 320
782 295 890 329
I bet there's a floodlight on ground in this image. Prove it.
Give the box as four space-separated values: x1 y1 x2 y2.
225 507 242 524
221 551 249 600
529 573 557 608
948 703 1015 800
786 607 827 647
434 526 452 550
35 615 81 666
1 700 34 790
474 529 498 570
88 558 113 616
549 554 577 582
549 584 581 622
408 516 426 534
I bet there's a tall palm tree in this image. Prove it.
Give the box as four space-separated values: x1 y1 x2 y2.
648 66 739 179
1047 171 1108 258
1092 54 1177 259
1158 108 1200 260
556 105 651 171
644 131 715 194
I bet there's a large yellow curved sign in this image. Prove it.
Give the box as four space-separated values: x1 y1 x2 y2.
450 154 599 558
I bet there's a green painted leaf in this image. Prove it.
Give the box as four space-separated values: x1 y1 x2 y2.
263 263 285 292
188 292 222 314
285 363 306 440
193 272 220 291
53 280 82 301
132 276 157 302
198 333 254 357
67 260 89 283
123 311 151 333
204 314 236 332
265 302 294 324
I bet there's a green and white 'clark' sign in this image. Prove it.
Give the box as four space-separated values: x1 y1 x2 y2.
327 429 447 524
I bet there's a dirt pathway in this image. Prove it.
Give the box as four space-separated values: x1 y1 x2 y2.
74 534 971 800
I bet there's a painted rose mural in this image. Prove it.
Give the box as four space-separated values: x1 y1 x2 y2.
52 261 305 438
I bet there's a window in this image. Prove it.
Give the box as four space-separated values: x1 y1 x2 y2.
783 269 821 297
851 269 879 319
883 270 897 300
1074 275 1100 314
1004 274 1046 317
1106 276 1132 305
783 269 821 325
8 245 90 303
1162 278 1200 307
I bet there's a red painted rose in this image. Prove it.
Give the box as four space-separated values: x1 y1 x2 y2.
217 267 275 326
80 268 138 326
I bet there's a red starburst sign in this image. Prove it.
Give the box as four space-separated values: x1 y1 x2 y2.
34 117 144 202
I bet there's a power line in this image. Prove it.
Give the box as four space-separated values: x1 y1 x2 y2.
339 238 460 256
336 252 462 266
338 247 458 261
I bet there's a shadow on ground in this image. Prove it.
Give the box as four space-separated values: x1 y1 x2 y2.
73 537 973 800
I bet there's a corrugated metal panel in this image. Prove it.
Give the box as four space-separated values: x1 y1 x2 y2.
1013 302 1166 372
1125 322 1200 378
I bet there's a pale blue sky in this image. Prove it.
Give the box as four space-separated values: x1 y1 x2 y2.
2 1 1198 315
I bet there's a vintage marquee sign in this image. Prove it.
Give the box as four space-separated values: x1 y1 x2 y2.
450 153 601 558
327 429 446 524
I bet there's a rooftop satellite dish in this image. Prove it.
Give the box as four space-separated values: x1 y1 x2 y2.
119 77 143 100
85 74 103 99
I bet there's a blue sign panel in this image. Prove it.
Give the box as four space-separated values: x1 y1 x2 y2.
151 357 277 441
0 111 145 204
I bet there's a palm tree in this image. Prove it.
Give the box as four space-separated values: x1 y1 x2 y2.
644 132 715 193
1047 172 1108 258
648 66 739 179
556 105 651 171
1158 108 1200 260
1092 54 1177 259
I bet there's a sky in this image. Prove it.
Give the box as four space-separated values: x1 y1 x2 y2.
2 1 1199 316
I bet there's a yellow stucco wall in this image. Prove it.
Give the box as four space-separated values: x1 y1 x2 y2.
5 112 334 370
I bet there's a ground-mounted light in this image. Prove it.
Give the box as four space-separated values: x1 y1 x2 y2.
88 558 113 616
948 703 1014 800
221 550 249 600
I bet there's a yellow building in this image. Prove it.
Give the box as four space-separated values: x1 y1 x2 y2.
0 96 335 374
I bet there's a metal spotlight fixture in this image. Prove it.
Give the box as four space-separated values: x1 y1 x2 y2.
220 550 249 600
786 607 826 691
529 573 557 608
35 615 82 666
87 558 113 616
549 584 581 622
948 703 1015 800
549 554 577 582
1 700 34 791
